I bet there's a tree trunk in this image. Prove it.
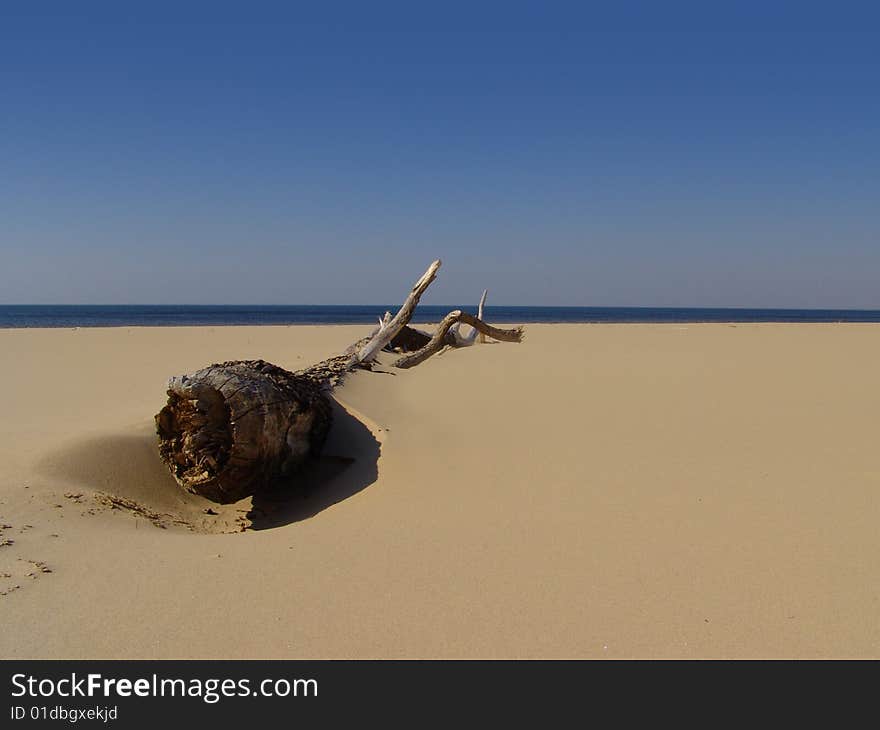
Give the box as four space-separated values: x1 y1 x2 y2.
155 359 331 503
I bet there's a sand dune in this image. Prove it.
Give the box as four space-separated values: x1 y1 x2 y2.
1 323 878 658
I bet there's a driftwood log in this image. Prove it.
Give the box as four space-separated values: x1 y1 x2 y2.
155 260 524 503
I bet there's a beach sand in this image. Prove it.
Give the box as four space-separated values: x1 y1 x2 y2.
0 323 878 658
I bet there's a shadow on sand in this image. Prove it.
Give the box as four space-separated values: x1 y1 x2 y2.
38 399 381 532
247 399 381 529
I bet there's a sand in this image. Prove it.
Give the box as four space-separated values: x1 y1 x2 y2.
0 322 878 658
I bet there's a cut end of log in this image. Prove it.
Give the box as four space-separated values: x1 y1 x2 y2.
155 385 233 494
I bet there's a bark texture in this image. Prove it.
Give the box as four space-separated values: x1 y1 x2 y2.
155 359 331 503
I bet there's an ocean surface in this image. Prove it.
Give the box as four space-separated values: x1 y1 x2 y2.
2 305 880 328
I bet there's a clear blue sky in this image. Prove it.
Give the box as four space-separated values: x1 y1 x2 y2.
2 2 878 307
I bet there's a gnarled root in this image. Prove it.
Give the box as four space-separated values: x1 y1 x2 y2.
394 311 524 369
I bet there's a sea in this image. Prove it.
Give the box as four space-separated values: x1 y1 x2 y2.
1 304 880 328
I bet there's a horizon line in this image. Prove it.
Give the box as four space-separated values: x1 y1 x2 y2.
2 303 880 311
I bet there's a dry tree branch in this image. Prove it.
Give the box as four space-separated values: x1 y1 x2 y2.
449 288 488 346
394 310 524 369
353 259 441 364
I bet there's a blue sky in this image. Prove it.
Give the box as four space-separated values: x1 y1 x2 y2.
2 2 879 306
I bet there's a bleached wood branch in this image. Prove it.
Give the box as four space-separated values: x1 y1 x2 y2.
353 260 441 364
394 310 523 369
449 288 488 346
477 289 488 344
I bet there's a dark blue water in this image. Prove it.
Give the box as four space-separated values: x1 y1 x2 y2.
2 305 880 328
